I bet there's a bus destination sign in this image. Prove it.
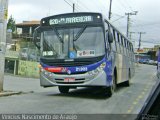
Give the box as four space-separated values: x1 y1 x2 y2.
49 16 93 25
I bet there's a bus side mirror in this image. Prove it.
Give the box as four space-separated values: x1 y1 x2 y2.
108 32 113 43
33 27 41 49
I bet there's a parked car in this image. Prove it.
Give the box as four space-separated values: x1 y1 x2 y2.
138 59 149 64
19 48 28 60
148 60 155 65
138 59 144 64
143 59 150 64
19 48 40 61
29 52 40 61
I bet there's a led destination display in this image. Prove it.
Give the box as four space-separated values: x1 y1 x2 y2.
41 13 103 26
49 16 93 25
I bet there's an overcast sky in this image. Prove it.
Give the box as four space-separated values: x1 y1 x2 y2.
8 0 160 48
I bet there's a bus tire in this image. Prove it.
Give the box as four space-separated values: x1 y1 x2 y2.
125 69 131 87
58 86 70 94
107 73 116 97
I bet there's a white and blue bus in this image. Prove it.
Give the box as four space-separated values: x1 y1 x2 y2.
33 12 135 96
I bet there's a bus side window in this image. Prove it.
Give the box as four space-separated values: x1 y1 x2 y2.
110 28 116 52
121 36 124 46
124 39 127 56
33 27 41 49
121 36 125 55
105 22 110 50
128 42 131 58
126 41 129 57
113 29 117 52
131 44 134 61
114 31 119 53
117 33 121 53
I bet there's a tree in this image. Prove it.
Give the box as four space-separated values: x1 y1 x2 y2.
7 15 16 32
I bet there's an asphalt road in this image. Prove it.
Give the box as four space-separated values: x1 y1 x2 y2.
0 64 158 116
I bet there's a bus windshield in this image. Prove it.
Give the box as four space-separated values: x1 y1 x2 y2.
42 26 105 59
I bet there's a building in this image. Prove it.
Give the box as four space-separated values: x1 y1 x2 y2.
15 20 40 36
5 20 40 76
135 45 160 61
12 20 40 51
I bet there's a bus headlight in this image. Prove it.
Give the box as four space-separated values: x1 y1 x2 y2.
88 62 106 76
41 68 53 78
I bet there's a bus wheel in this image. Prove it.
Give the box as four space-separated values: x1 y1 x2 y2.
58 86 70 94
107 74 116 97
125 70 131 87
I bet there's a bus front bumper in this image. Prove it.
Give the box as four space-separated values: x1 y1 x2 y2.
40 71 111 87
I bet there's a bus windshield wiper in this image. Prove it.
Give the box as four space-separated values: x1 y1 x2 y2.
52 27 63 43
73 26 87 41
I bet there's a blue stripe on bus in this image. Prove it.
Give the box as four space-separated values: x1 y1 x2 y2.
104 60 112 84
40 58 105 73
40 57 113 84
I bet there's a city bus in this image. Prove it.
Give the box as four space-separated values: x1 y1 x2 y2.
33 12 135 96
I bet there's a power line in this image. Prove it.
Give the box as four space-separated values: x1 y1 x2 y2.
112 16 125 23
91 0 103 12
131 38 160 44
63 0 73 8
99 0 109 14
131 22 160 28
119 0 134 12
112 12 124 17
117 0 128 11
68 0 81 12
77 1 91 12
63 0 80 12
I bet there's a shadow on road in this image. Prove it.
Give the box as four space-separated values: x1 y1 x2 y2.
47 87 111 99
45 86 125 100
44 82 132 100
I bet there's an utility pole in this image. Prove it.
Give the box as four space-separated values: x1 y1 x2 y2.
108 0 112 20
0 0 8 92
73 3 75 13
129 32 136 49
129 32 136 41
138 32 146 50
125 11 138 38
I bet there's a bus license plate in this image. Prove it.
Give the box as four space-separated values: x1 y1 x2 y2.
64 78 75 82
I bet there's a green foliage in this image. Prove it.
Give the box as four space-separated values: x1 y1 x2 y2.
7 15 16 32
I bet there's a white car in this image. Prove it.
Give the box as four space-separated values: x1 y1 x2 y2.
148 60 154 65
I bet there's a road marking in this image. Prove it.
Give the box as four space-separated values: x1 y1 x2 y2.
133 101 138 105
127 106 134 113
127 109 132 113
138 95 143 99
141 91 145 95
150 73 156 80
126 67 156 114
127 90 146 113
143 88 148 92
136 97 140 101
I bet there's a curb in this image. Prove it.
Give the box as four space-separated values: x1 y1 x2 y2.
0 91 22 97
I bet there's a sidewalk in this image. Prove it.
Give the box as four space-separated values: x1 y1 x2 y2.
1 74 53 97
0 91 22 97
0 74 39 97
